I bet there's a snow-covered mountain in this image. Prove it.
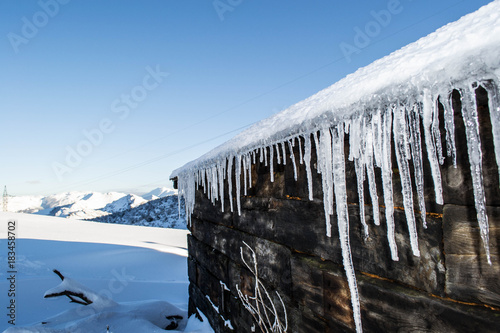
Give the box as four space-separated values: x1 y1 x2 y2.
141 186 177 200
7 187 179 220
90 195 186 229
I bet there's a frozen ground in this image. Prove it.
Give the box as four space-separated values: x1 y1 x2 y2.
0 212 213 332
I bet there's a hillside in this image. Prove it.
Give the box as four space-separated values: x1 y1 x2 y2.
89 195 187 229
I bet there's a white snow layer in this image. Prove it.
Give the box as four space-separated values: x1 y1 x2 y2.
171 2 500 333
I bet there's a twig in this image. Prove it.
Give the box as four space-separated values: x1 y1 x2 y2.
44 270 93 305
236 242 288 333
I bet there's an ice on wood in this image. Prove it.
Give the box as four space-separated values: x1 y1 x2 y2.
318 128 334 237
459 84 492 265
408 105 427 228
288 139 298 181
331 125 363 333
393 104 420 257
171 2 500 332
482 80 500 183
423 90 444 205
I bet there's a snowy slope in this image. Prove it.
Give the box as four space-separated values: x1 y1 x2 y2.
7 195 44 214
0 212 212 332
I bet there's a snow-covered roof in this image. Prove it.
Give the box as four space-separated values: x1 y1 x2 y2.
171 0 500 177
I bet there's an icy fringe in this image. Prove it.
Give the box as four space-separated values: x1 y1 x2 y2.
177 79 500 333
236 242 288 333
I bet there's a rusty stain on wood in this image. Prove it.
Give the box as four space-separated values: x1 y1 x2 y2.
360 271 396 284
428 293 500 312
425 212 443 219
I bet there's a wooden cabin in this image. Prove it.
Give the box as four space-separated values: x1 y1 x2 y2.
171 2 500 332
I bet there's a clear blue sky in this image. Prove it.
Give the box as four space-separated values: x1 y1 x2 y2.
0 0 492 196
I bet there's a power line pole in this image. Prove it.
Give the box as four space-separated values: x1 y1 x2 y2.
3 186 8 212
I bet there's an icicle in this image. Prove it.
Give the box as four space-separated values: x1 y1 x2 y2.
403 108 411 161
177 183 182 216
203 170 209 199
408 104 427 228
481 80 500 182
246 154 252 189
264 146 268 167
432 97 445 165
204 169 208 195
443 93 457 167
303 134 313 200
206 168 211 201
349 117 362 162
317 128 333 236
297 136 304 164
372 110 383 168
288 140 298 181
227 156 234 213
235 155 242 216
177 177 183 221
281 141 287 165
252 150 256 164
208 168 213 200
209 168 213 199
393 104 420 256
214 165 219 203
211 166 218 205
363 116 380 226
276 143 281 165
217 160 226 212
343 120 350 135
380 108 399 261
460 85 491 265
242 155 248 196
422 90 444 205
355 158 369 240
201 169 207 194
331 125 363 333
365 156 380 226
178 171 196 227
313 131 321 174
351 115 371 237
270 144 275 182
259 147 264 163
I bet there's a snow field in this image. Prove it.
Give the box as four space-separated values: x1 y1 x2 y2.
0 212 213 332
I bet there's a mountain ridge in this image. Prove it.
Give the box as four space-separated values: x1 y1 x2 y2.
7 187 179 220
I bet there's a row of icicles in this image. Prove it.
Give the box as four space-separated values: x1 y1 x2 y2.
177 79 499 333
